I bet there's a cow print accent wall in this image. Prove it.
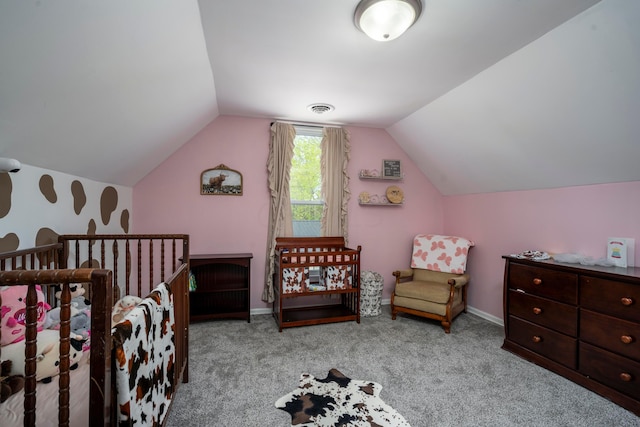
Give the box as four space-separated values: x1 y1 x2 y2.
0 171 131 253
0 173 12 219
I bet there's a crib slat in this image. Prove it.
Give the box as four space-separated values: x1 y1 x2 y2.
24 284 38 426
58 283 72 427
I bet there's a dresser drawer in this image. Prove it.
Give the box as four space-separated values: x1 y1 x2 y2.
509 290 577 336
580 342 640 401
581 276 640 323
508 316 577 369
580 309 640 362
508 263 577 304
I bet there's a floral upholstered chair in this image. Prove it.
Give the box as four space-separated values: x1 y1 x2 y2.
391 234 474 333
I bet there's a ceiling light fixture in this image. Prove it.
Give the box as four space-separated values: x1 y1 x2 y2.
354 0 422 42
0 157 21 173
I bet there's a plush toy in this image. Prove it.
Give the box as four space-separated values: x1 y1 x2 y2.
70 311 91 340
1 285 50 346
1 329 85 383
43 305 81 330
1 360 24 403
54 282 87 302
54 283 91 311
111 295 142 326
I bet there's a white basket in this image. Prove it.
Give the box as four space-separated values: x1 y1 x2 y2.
360 271 383 317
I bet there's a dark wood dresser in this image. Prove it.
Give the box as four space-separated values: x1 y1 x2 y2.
502 256 640 416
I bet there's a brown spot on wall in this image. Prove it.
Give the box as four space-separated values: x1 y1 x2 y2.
80 258 100 268
120 209 130 233
39 174 57 203
87 219 97 235
100 186 118 226
0 233 19 252
35 227 59 246
0 173 12 218
71 180 87 215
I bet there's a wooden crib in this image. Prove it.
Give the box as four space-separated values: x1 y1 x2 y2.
0 234 190 426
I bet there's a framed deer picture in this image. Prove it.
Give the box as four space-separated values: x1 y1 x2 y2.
201 164 243 196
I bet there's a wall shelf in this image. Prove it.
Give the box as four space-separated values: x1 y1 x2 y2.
358 201 403 207
358 171 403 181
359 167 405 206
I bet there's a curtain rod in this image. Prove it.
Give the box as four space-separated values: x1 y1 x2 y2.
270 120 343 129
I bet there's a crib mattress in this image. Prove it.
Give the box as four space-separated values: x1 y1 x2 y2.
0 353 90 427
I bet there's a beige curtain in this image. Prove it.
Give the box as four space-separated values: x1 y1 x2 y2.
262 122 296 303
320 127 351 243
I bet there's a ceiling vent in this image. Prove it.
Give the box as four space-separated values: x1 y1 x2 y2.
307 103 335 114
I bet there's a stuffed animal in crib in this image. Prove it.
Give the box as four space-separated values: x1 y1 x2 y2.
43 305 81 330
1 329 85 383
111 295 143 326
1 285 50 346
54 283 91 311
70 310 91 340
0 360 24 403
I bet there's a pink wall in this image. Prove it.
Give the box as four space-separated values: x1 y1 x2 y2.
443 181 640 320
133 115 640 320
133 115 443 310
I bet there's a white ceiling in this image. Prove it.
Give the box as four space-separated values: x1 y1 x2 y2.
2 0 639 195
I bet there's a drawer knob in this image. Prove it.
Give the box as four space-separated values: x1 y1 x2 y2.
532 307 542 315
621 297 633 306
619 373 633 382
621 335 634 345
533 278 542 285
532 335 542 343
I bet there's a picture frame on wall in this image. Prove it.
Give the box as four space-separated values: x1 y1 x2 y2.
201 164 243 196
382 159 402 179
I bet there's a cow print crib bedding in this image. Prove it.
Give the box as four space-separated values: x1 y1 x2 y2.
112 282 175 426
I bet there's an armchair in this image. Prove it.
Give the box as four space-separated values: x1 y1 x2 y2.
391 234 474 333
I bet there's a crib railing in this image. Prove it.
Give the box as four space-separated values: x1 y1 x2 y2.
59 234 190 301
0 268 113 426
0 234 190 426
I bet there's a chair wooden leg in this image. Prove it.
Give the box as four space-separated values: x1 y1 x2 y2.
391 292 397 319
462 285 468 313
441 320 451 333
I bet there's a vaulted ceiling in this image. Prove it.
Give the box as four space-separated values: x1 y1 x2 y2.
1 0 638 195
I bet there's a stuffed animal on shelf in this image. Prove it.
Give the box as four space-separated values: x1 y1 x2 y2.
1 285 50 346
1 329 85 383
111 295 143 326
0 360 24 403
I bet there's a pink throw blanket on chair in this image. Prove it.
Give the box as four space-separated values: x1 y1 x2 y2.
411 234 474 274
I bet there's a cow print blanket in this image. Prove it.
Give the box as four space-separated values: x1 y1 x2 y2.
276 369 410 427
112 282 175 426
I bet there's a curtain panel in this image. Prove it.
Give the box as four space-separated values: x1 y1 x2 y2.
262 122 296 303
321 127 351 244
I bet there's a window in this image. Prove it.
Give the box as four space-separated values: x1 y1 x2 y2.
290 126 323 237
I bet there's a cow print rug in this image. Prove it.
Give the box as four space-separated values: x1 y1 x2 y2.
275 369 410 427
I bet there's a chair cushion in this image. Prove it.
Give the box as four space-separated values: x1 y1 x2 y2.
411 234 474 274
412 269 468 284
393 295 448 316
394 280 453 304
